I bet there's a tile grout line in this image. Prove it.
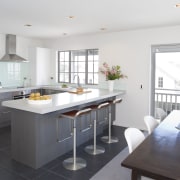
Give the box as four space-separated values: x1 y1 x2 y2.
0 164 30 180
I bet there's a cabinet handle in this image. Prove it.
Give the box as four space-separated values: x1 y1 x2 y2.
2 111 11 114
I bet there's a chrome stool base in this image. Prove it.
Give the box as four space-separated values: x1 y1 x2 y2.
101 136 119 144
63 157 87 170
85 145 105 155
60 108 91 171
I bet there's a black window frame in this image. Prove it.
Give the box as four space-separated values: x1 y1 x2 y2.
58 49 99 85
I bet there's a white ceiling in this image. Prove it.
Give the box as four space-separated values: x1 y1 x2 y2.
0 0 180 39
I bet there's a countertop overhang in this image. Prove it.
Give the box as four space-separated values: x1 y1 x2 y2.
2 89 125 114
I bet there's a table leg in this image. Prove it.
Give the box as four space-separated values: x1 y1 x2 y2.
131 170 141 180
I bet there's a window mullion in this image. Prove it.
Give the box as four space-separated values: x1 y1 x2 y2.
93 49 95 84
58 51 60 83
69 51 71 83
85 50 88 84
58 48 99 85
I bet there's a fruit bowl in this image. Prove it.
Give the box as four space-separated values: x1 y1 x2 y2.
27 98 52 105
27 93 52 105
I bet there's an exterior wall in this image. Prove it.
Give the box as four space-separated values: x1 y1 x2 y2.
156 71 175 89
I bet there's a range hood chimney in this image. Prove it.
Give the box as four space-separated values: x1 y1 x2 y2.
0 34 28 62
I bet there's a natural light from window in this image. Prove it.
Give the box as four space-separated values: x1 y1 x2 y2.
156 52 180 90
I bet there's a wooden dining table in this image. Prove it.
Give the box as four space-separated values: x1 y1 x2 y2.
121 110 180 180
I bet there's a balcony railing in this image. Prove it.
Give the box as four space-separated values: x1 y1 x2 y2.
155 89 180 114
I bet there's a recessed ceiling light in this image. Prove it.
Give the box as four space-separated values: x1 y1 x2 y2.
24 24 32 27
100 28 107 31
67 16 75 19
175 3 180 7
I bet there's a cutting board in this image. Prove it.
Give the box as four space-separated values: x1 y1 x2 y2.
68 90 92 95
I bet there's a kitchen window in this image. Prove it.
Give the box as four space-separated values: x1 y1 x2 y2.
58 49 99 85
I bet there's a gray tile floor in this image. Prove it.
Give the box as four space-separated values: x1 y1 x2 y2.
0 126 127 180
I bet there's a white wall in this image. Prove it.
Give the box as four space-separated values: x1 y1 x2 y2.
42 25 180 130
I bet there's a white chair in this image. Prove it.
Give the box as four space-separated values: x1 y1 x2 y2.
124 128 154 180
124 128 145 154
155 108 167 122
144 115 159 135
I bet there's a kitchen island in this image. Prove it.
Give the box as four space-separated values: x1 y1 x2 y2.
2 88 124 169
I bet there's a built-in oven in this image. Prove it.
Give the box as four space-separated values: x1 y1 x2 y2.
12 90 32 100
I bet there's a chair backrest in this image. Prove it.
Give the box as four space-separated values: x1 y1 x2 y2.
144 115 159 134
155 108 167 121
124 128 145 154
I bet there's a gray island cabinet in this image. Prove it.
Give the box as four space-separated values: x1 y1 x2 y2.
2 89 124 169
0 92 13 127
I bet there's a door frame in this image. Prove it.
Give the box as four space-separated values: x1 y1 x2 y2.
150 43 180 116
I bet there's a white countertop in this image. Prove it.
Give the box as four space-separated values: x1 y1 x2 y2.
2 89 125 114
0 85 86 93
0 86 41 93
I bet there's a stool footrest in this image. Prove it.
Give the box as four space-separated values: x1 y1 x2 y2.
98 121 105 125
81 125 92 133
57 135 72 143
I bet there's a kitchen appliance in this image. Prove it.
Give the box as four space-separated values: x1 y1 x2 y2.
0 34 28 62
12 90 31 100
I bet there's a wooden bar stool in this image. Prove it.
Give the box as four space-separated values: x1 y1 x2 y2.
101 98 122 144
60 108 92 171
84 102 109 155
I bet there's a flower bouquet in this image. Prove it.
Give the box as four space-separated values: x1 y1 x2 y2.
99 62 127 80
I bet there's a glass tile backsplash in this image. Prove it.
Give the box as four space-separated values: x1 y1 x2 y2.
0 62 29 87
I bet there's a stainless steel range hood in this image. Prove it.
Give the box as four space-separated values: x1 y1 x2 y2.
0 34 28 62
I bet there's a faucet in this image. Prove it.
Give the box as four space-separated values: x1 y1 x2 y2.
73 75 81 87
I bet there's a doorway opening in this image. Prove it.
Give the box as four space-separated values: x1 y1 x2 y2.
151 44 180 118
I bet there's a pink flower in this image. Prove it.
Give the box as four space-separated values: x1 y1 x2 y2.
103 62 109 68
99 62 127 80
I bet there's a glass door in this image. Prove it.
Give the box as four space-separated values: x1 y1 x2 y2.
151 44 180 117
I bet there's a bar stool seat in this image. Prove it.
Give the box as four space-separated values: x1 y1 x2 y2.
60 108 92 171
101 98 122 144
84 102 109 155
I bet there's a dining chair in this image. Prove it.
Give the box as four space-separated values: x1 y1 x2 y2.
124 128 145 154
155 108 167 122
144 115 159 135
124 128 154 180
